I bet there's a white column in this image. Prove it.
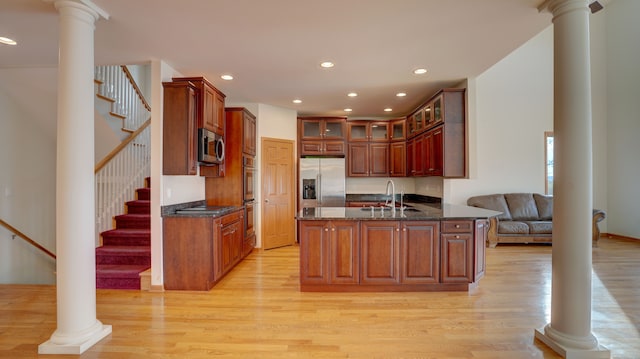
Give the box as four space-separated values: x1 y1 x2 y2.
39 0 110 355
534 1 609 358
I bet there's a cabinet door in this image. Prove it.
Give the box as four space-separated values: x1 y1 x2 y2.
360 221 400 284
162 82 198 175
414 134 425 176
299 221 330 284
370 122 389 142
474 219 488 281
406 138 415 176
329 221 360 284
369 143 389 177
347 122 369 141
202 85 218 133
433 95 443 124
389 142 406 177
323 141 345 156
242 112 256 156
220 221 239 275
300 140 324 156
401 221 439 284
214 91 225 136
323 119 345 140
390 119 406 141
300 119 323 140
347 143 369 177
423 103 434 127
440 232 473 283
426 126 443 176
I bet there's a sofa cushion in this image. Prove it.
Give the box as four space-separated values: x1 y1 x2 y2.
526 221 553 234
467 194 512 220
533 194 553 220
505 193 540 221
498 221 530 234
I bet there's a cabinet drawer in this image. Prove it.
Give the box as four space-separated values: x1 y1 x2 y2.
220 209 243 226
441 220 473 233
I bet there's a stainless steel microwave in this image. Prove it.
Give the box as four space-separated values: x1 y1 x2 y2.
197 128 225 164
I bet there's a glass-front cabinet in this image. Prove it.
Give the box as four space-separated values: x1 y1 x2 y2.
432 95 443 125
390 119 406 141
347 121 389 142
300 118 346 140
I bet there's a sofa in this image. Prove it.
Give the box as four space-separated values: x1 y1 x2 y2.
467 193 606 248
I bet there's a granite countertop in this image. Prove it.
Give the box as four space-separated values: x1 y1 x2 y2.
297 203 501 221
161 200 243 218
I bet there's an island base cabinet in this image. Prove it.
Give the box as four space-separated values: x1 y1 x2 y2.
298 218 487 292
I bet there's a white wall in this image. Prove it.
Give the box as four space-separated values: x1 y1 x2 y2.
604 0 640 238
0 70 57 284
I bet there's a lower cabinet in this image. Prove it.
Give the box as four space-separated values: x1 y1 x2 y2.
299 220 359 285
163 209 245 291
440 220 475 284
401 221 440 284
361 221 400 284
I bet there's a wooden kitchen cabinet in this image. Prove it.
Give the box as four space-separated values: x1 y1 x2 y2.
390 118 406 141
242 109 257 156
389 142 406 177
440 220 474 284
407 88 465 178
347 121 389 142
162 81 198 175
347 143 389 177
299 220 359 285
163 209 245 291
172 77 226 136
298 117 346 156
474 219 488 280
401 221 440 284
360 221 400 285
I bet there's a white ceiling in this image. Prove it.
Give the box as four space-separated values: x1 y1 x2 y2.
0 0 554 119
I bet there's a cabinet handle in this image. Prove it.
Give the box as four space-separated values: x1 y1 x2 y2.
455 235 460 239
402 228 407 232
396 228 400 232
324 228 329 232
455 224 460 228
331 228 336 232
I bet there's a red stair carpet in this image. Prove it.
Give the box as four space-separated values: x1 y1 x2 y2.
96 179 150 289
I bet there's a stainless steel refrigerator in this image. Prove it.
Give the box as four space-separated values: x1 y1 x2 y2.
299 157 346 207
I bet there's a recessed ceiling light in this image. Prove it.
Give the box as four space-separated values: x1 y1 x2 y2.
413 68 427 75
344 108 353 112
320 61 334 68
221 74 233 80
0 37 17 45
384 108 392 112
347 92 358 97
396 92 407 97
293 99 302 104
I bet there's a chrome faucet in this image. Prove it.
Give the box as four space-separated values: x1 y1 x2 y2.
385 179 396 210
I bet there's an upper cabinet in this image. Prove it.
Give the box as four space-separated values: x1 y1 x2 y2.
390 119 406 142
162 81 199 175
298 117 346 156
408 88 466 178
347 121 389 142
172 77 226 136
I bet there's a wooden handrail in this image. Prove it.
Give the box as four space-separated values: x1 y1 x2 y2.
95 118 151 173
121 65 151 111
0 218 56 260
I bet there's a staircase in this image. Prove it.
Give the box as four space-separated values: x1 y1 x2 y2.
96 178 151 289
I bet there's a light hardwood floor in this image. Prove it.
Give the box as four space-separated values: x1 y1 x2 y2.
1 236 639 358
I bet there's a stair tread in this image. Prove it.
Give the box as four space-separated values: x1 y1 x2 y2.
97 264 150 278
96 245 150 255
102 228 150 236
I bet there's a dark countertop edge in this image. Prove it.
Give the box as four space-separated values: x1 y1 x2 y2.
161 200 243 218
296 204 502 221
346 193 441 204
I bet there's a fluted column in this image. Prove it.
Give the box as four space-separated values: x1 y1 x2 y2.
39 0 110 355
534 1 609 358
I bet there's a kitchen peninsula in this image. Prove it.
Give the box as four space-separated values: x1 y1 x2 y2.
297 203 500 292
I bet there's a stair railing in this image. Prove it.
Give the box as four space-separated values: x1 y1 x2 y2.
0 218 56 259
95 119 151 245
94 65 151 132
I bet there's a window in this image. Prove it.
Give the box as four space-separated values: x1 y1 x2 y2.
545 131 554 195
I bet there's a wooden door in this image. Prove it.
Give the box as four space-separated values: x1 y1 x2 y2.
401 221 439 284
299 220 329 284
329 221 360 284
261 137 296 250
347 143 368 176
369 143 389 176
390 142 406 177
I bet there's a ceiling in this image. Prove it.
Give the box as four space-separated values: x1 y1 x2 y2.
0 0 554 119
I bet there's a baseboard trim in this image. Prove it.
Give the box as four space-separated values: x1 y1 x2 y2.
604 233 640 241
